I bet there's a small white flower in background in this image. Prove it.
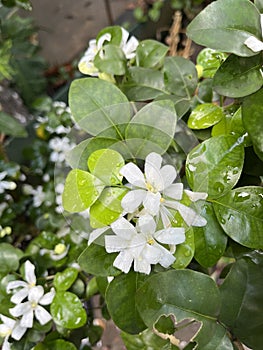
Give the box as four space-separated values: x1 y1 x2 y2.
78 27 139 75
0 171 17 194
244 14 263 52
0 314 27 350
120 152 207 228
7 261 36 304
23 184 46 208
9 286 55 328
55 183 64 213
40 243 69 261
49 136 75 163
105 215 185 275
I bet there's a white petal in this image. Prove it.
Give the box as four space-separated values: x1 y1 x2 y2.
113 251 133 273
244 36 263 52
97 33 111 49
134 258 151 275
0 323 11 337
160 206 172 228
143 191 161 216
105 235 129 253
35 306 52 325
25 260 36 286
88 226 109 245
28 286 44 303
158 246 175 268
20 309 34 328
129 234 146 254
163 183 183 200
184 189 208 202
12 323 27 340
137 214 156 235
110 217 137 239
143 244 162 264
120 163 146 188
9 302 31 318
6 281 27 292
121 189 146 213
2 338 11 350
167 201 207 227
10 288 29 304
39 288 55 305
123 36 139 59
120 27 129 47
145 153 163 191
160 165 177 189
0 315 15 329
154 227 185 245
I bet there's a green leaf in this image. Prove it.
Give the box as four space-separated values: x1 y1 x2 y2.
125 100 177 157
196 48 227 79
213 186 263 249
136 270 230 349
106 271 147 334
78 244 121 277
87 149 124 185
242 87 263 160
163 56 198 100
96 26 123 46
136 40 169 68
219 253 263 349
62 169 104 212
36 339 77 350
0 243 23 274
69 78 130 135
122 67 167 101
90 187 128 228
54 267 78 291
213 54 263 98
94 44 126 75
0 111 27 137
187 0 261 57
186 135 244 198
51 291 87 329
193 203 228 268
188 103 224 129
255 0 263 11
172 227 195 269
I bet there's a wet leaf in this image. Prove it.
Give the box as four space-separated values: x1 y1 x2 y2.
136 40 169 68
188 103 224 129
54 267 78 291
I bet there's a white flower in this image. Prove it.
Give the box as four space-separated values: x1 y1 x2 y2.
9 286 55 328
49 136 75 163
120 152 207 228
7 261 36 304
78 27 138 75
0 172 16 194
244 14 263 52
39 243 69 261
0 314 27 350
105 215 185 275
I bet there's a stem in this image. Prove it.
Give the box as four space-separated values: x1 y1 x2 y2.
233 340 245 350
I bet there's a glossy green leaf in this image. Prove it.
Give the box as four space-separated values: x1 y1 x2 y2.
106 271 147 334
136 270 230 349
188 103 224 129
163 56 198 99
36 339 77 350
242 87 263 160
0 243 23 274
211 115 232 137
96 26 123 46
62 169 104 212
229 108 250 145
136 40 169 68
172 227 195 269
69 78 130 135
186 135 244 198
87 149 124 185
122 67 166 101
219 253 263 349
78 244 121 277
193 202 227 268
187 0 261 57
196 48 227 78
90 187 127 228
255 0 263 11
213 54 263 98
213 186 263 249
125 100 177 157
51 291 87 329
94 44 126 75
54 267 78 291
0 111 27 137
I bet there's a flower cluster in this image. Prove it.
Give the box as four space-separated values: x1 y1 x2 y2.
89 152 207 275
0 261 55 350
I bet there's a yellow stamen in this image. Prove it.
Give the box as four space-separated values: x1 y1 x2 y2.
54 243 66 255
160 197 165 203
146 182 154 192
147 238 155 245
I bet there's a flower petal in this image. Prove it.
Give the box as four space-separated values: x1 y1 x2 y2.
97 33 111 49
20 310 34 328
123 36 139 59
166 201 207 227
12 322 27 340
35 306 52 325
134 257 151 275
143 191 161 216
145 153 163 190
39 288 55 305
120 163 146 188
184 189 208 202
137 214 156 235
244 36 263 52
163 183 183 200
105 236 129 253
2 337 11 350
9 302 31 318
6 281 27 292
121 189 146 213
143 244 162 264
0 315 16 329
25 260 36 286
154 227 185 245
28 286 44 303
110 217 137 239
160 165 177 189
120 27 129 47
158 246 176 268
10 288 29 304
113 251 133 273
88 226 109 245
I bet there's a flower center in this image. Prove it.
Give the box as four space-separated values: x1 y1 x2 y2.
54 243 66 255
147 237 155 245
146 182 156 193
31 301 38 309
160 197 165 203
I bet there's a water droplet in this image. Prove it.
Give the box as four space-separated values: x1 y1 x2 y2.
220 218 226 224
184 250 191 257
214 182 224 193
188 299 192 303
